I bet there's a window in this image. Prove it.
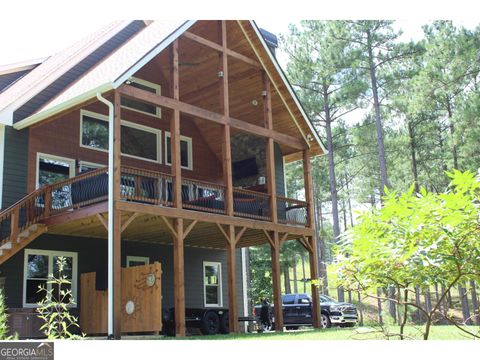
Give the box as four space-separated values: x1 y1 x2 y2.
80 110 162 163
121 77 161 118
79 161 104 173
298 294 311 304
282 294 296 305
36 154 76 210
203 261 222 307
126 256 150 267
36 153 75 188
23 249 78 308
165 132 193 170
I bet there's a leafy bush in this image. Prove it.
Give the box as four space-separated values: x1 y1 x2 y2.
36 256 84 339
0 289 17 340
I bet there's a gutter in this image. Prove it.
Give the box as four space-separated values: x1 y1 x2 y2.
13 83 113 130
96 92 115 339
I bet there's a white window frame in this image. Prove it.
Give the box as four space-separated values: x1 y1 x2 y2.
78 161 105 173
23 249 78 308
122 77 162 118
164 131 193 170
79 110 162 164
203 261 223 307
36 152 76 189
126 256 150 267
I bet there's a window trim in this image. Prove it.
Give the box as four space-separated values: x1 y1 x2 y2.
126 256 150 267
122 77 162 118
203 261 223 308
78 161 105 173
23 249 78 308
36 152 76 189
79 110 162 164
164 131 193 170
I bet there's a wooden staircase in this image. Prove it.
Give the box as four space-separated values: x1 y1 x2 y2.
0 224 48 265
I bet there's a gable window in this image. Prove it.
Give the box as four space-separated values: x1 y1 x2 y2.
23 249 78 308
126 256 149 267
165 132 193 170
121 77 161 118
203 261 222 307
80 110 162 163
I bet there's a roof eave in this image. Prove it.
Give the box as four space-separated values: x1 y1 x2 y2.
13 83 114 130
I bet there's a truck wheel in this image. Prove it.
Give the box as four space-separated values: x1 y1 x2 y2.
201 311 220 335
321 314 332 329
219 312 229 334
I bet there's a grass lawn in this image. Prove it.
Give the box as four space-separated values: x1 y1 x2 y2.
158 326 479 340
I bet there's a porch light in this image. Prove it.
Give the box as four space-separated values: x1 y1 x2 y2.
307 134 313 141
251 99 258 106
261 90 267 97
217 71 224 78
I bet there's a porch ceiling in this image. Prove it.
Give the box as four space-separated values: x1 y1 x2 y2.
46 210 298 250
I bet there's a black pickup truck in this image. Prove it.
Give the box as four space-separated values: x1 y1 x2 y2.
254 293 358 330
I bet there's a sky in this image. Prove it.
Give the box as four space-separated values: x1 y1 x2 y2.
1 0 479 66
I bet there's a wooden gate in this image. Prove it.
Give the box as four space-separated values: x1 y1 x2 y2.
80 262 162 335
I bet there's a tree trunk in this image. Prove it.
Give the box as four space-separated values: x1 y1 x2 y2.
446 98 458 170
322 86 341 241
314 196 328 295
459 284 472 325
292 257 298 294
366 29 389 196
301 255 307 293
284 264 291 294
415 286 422 324
376 287 384 325
447 289 453 308
342 198 348 232
357 292 364 326
470 281 480 326
424 288 432 314
387 286 397 322
346 177 354 227
407 120 420 193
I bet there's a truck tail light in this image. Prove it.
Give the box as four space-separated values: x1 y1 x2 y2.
253 307 256 316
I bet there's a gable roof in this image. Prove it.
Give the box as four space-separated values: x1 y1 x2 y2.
8 20 325 158
0 21 145 125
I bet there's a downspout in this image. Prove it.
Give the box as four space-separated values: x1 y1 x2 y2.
96 92 115 339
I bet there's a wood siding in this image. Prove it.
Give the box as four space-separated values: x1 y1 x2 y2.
27 102 224 192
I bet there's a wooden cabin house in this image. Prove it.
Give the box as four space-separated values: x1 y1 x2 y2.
0 20 325 338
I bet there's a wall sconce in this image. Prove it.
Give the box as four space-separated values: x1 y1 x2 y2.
307 134 313 141
251 99 258 106
261 90 267 97
217 71 224 78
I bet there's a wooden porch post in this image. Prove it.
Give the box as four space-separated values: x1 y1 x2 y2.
270 231 283 331
219 20 238 333
170 39 186 337
113 91 122 339
263 73 277 223
303 149 320 328
226 225 239 333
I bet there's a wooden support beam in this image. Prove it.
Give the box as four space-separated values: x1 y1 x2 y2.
43 202 108 226
262 229 274 248
226 223 239 333
116 201 314 237
219 21 234 217
113 91 122 339
270 231 283 332
183 220 198 239
303 149 315 228
160 216 177 238
235 226 248 246
183 31 262 68
298 237 313 254
10 207 19 243
308 235 321 328
44 188 52 218
279 232 289 246
264 73 277 224
118 85 307 151
171 39 182 210
216 223 230 243
121 212 139 233
96 213 108 230
173 218 186 337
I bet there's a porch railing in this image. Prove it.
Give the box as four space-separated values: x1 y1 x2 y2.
0 166 309 245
